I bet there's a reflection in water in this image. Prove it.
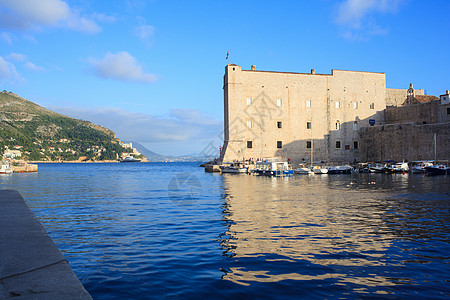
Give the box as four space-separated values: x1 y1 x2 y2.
219 173 450 295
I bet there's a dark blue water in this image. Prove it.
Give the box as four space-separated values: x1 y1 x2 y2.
1 163 449 299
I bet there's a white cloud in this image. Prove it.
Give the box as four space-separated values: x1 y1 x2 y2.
49 106 223 156
1 32 13 44
0 56 22 84
6 52 27 62
134 17 154 46
0 0 110 34
87 51 157 83
24 61 45 72
335 0 403 39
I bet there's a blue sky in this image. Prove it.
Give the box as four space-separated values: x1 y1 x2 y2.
0 0 449 156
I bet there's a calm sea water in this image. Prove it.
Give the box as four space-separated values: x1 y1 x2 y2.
1 163 449 299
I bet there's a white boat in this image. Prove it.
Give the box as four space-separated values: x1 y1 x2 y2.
410 161 433 174
312 166 328 174
120 156 141 162
220 163 248 174
369 163 386 173
294 164 312 174
385 162 409 173
336 165 353 173
0 161 13 174
254 161 293 176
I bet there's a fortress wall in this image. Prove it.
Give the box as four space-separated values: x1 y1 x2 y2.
360 122 450 162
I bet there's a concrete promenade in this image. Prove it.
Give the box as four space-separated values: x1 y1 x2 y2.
0 190 92 299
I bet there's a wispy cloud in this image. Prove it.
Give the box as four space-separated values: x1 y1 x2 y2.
87 51 157 83
0 56 23 84
335 0 403 40
49 106 223 156
0 0 112 34
0 32 13 45
134 17 155 46
5 52 45 72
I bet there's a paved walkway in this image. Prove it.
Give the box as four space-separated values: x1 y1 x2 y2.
0 190 92 299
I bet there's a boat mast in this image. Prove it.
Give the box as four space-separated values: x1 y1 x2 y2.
434 133 437 163
311 117 313 168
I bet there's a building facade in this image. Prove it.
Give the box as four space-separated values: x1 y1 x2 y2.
220 64 388 165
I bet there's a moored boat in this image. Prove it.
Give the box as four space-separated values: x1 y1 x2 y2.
425 164 448 175
220 162 248 174
312 166 328 174
0 161 13 174
254 161 293 176
120 156 141 162
385 162 409 173
410 161 433 174
294 164 312 174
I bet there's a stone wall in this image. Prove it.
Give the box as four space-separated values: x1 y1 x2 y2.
386 88 425 106
221 64 387 165
360 122 450 162
386 101 450 125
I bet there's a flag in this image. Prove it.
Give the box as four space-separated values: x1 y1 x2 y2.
226 51 229 60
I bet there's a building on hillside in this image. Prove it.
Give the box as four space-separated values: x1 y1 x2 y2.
219 64 449 165
3 148 22 159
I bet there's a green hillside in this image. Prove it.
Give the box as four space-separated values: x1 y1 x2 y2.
0 91 130 161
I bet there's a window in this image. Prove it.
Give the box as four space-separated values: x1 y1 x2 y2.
353 102 358 109
277 99 282 106
247 97 252 105
277 121 282 128
335 101 340 108
336 141 341 149
354 141 358 149
447 107 450 115
353 121 358 131
306 100 311 108
306 141 311 148
345 145 350 150
247 121 252 128
277 141 282 149
306 121 311 129
247 141 252 148
335 120 340 130
370 103 375 109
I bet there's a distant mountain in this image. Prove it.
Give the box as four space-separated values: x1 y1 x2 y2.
127 141 216 162
0 91 130 162
125 141 167 162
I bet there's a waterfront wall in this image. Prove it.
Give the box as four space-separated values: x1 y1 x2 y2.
0 190 92 299
359 122 450 162
221 64 386 164
385 100 450 125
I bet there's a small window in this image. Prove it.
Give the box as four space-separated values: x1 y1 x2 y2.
277 99 282 106
447 107 450 115
353 102 358 109
247 121 252 128
370 103 375 109
354 141 358 149
335 101 340 108
247 141 252 148
306 121 311 129
277 121 282 129
353 121 358 131
277 141 282 149
336 141 341 149
247 97 252 105
306 141 311 148
306 100 311 108
345 145 350 150
335 120 340 130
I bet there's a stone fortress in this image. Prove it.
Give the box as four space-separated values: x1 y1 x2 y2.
219 64 449 165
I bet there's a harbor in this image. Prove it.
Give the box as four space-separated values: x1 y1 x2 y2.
1 162 448 299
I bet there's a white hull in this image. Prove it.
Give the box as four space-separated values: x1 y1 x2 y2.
312 167 328 174
294 167 312 174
